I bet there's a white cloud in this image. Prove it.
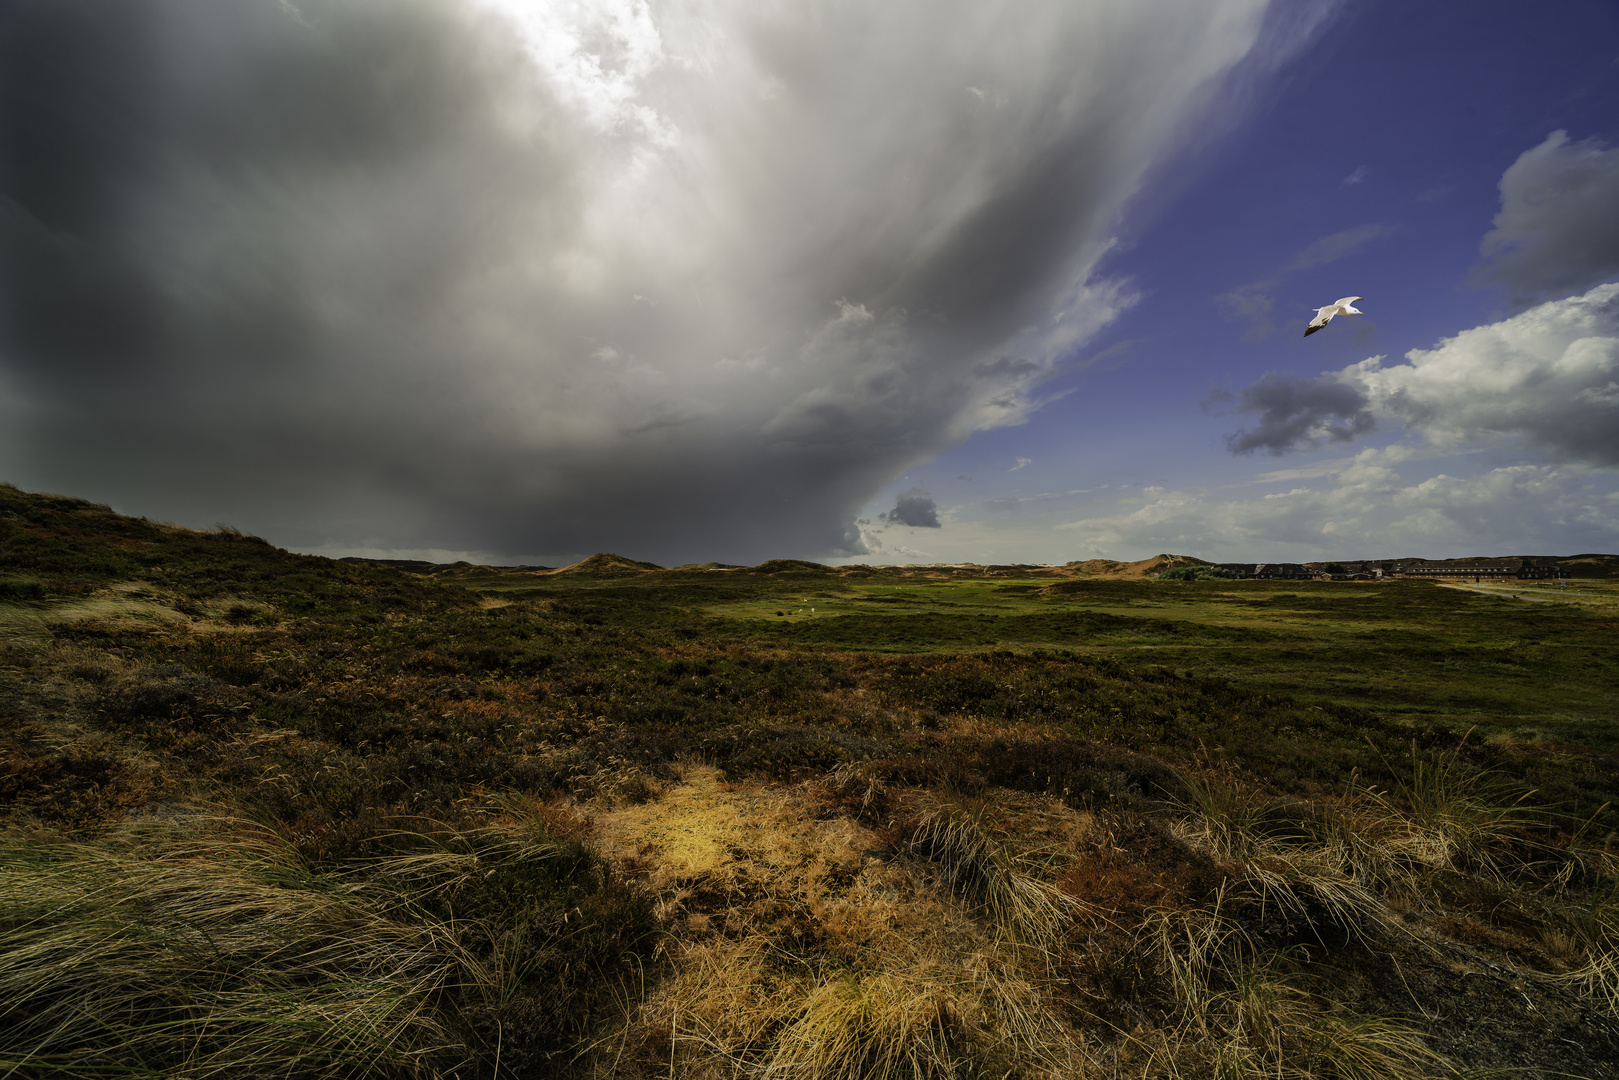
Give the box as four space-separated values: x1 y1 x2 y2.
478 0 674 139
1226 283 1619 466
1476 130 1619 304
1351 283 1619 464
1010 456 1032 471
829 446 1619 565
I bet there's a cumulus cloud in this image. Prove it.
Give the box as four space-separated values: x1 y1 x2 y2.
1476 131 1619 305
1225 283 1619 465
1349 283 1619 464
881 487 941 528
0 0 1282 563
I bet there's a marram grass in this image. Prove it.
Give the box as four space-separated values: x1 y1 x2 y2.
906 807 1083 956
0 820 606 1078
1562 892 1619 1015
1134 902 1457 1080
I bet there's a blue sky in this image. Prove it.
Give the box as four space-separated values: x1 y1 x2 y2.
3 0 1618 565
855 0 1619 564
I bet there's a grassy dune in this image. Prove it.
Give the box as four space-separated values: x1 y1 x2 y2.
3 483 1618 1078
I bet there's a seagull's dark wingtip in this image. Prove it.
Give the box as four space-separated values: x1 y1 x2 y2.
1303 325 1319 337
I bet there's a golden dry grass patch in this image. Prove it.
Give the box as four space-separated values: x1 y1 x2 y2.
583 770 1100 1077
592 764 872 906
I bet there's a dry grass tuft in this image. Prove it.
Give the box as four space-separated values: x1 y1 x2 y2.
1304 1011 1458 1080
1172 772 1287 862
0 805 652 1078
1561 893 1619 1014
759 971 971 1079
1171 774 1389 944
906 805 1085 956
1126 903 1454 1080
663 934 1078 1080
0 825 477 1078
1368 743 1537 881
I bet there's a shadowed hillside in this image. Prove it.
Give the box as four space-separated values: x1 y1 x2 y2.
3 482 1618 1079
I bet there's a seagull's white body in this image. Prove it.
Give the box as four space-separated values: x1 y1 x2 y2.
1304 296 1364 336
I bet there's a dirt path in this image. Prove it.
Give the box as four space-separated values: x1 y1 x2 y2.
1437 582 1600 602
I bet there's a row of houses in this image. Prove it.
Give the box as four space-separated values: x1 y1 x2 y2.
1210 558 1566 581
1215 563 1315 580
1390 558 1565 581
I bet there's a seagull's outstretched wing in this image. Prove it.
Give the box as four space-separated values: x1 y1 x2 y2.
1304 305 1336 337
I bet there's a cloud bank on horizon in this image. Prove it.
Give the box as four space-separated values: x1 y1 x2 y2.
0 0 1303 565
1057 447 1619 564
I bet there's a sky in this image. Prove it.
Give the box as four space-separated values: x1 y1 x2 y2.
2 0 1617 567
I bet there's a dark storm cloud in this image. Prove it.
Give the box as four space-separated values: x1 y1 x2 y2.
881 488 940 529
0 0 1278 563
1475 131 1619 306
1223 372 1374 455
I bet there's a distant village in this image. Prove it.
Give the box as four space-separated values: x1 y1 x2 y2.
1216 557 1566 582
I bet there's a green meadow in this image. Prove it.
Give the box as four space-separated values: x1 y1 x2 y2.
465 565 1619 756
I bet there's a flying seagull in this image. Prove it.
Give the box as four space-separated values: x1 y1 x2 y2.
1304 296 1364 336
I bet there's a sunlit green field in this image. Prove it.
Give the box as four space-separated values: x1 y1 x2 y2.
466 569 1619 753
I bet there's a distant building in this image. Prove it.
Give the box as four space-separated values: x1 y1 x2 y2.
1252 563 1312 579
1210 557 1567 582
1393 558 1564 581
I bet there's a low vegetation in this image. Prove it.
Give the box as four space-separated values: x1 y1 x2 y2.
2 482 1618 1077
